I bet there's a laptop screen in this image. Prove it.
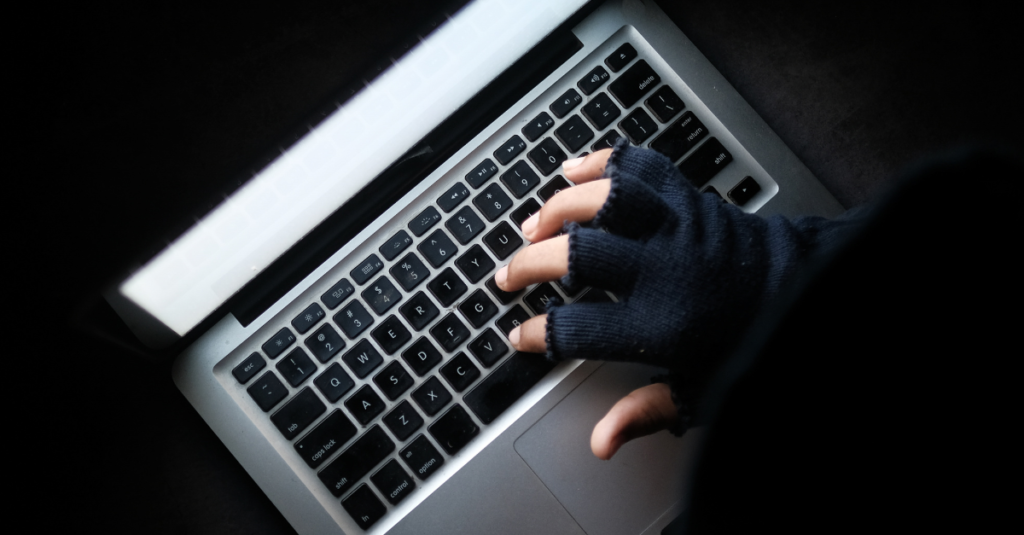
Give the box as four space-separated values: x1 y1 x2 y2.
119 0 589 336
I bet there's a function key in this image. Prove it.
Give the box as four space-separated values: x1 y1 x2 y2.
321 278 355 309
577 65 610 95
418 229 459 268
379 230 413 261
445 206 485 245
728 176 762 206
549 88 583 118
400 435 445 480
270 387 326 439
605 42 637 72
510 198 541 230
262 328 296 360
645 85 685 122
350 254 385 286
501 160 542 198
276 347 317 387
430 313 471 353
524 282 562 315
440 352 481 392
342 339 384 379
291 303 326 334
493 135 527 166
344 384 386 426
232 352 265 384
472 183 513 221
458 289 499 329
371 315 411 355
527 138 568 177
483 221 524 260
319 425 395 497
496 305 532 338
608 60 661 108
522 111 555 142
383 400 424 442
409 205 442 237
306 323 345 362
427 267 468 307
342 485 386 530
247 372 288 412
537 175 572 203
649 111 708 162
374 361 415 401
619 108 659 145
371 459 417 505
463 352 555 425
437 182 470 213
399 291 439 331
294 409 357 469
592 129 623 152
555 115 595 153
334 300 374 339
314 362 355 402
411 376 453 416
677 138 733 188
361 276 402 315
581 92 621 130
466 158 499 189
402 337 443 377
429 404 479 454
455 244 496 284
485 277 522 305
390 252 430 291
468 328 509 367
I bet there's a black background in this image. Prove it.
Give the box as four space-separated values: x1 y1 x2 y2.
19 0 1021 532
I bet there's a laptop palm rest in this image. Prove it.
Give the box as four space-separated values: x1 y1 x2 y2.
514 362 700 535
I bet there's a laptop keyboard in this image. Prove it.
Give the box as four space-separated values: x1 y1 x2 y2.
228 38 763 531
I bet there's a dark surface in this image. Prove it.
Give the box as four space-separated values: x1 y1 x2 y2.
21 0 1022 533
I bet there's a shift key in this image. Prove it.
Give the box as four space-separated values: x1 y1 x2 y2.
317 425 395 497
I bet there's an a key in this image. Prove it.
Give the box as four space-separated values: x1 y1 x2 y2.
619 107 659 145
604 42 637 72
440 352 481 392
549 88 582 118
379 230 413 261
608 59 661 108
361 276 403 315
334 300 374 339
468 328 509 367
483 221 523 260
464 352 556 424
472 183 514 221
390 252 430 292
411 376 453 416
527 138 568 177
437 182 470 213
247 372 287 412
581 92 621 130
382 400 424 441
341 339 384 379
417 229 458 268
445 205 485 245
408 205 442 237
427 267 468 307
262 328 296 360
400 435 445 480
485 277 522 305
430 313 471 353
370 315 411 355
555 115 595 153
271 387 326 439
577 65 610 95
728 176 761 206
677 137 733 188
455 244 496 283
645 85 685 122
305 323 345 363
371 459 416 505
428 404 479 454
494 134 527 166
321 278 355 309
521 111 554 142
537 175 572 203
276 347 316 387
318 425 395 497
466 158 498 189
402 337 443 376
314 363 355 402
294 409 357 468
458 289 499 329
373 361 414 400
399 291 439 331
524 282 561 315
350 254 384 285
500 160 541 198
342 485 386 530
291 303 326 334
592 129 623 152
495 305 531 337
232 352 265 384
649 111 707 162
345 384 386 426
509 198 541 230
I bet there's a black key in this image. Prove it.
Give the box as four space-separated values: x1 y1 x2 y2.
318 425 395 497
608 59 661 108
247 372 288 412
430 313 471 353
295 409 357 468
383 400 423 442
445 206 485 245
483 221 523 260
390 253 430 291
321 278 356 310
619 107 659 145
466 159 498 189
703 186 726 202
399 291 439 331
472 183 514 221
409 206 443 237
305 323 345 363
345 384 386 426
500 160 542 198
412 376 452 416
437 182 470 213
262 328 296 360
402 337 443 376
271 387 326 439
581 92 621 130
555 278 583 299
371 315 411 355
468 328 509 367
417 229 458 268
677 137 733 188
361 276 402 315
428 404 479 454
728 176 761 206
524 282 561 315
592 129 623 152
373 361 414 400
555 115 595 153
510 198 541 230
335 300 374 339
400 435 445 480
276 347 317 387
455 244 496 283
464 352 556 424
494 135 527 166
379 230 413 261
578 288 615 303
527 138 568 176
537 175 572 203
232 352 265 384
549 88 583 118
291 303 326 334
371 459 417 505
522 111 555 142
427 267 468 307
350 254 385 285
314 363 355 402
485 277 522 305
342 485 386 530
495 305 532 337
458 289 499 329
342 339 384 379
645 85 685 122
441 352 481 392
605 42 637 72
577 65 611 95
649 111 707 162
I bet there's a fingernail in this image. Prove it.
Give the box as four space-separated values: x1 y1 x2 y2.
561 156 585 171
509 326 520 347
495 265 508 287
521 212 539 235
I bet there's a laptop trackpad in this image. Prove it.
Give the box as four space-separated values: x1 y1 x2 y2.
514 362 700 535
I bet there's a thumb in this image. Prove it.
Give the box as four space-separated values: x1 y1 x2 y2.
591 382 678 460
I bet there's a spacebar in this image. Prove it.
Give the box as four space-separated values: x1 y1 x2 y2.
463 352 556 425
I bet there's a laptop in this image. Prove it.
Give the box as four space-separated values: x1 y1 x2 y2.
100 0 843 533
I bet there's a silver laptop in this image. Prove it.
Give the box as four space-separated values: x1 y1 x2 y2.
105 0 843 533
